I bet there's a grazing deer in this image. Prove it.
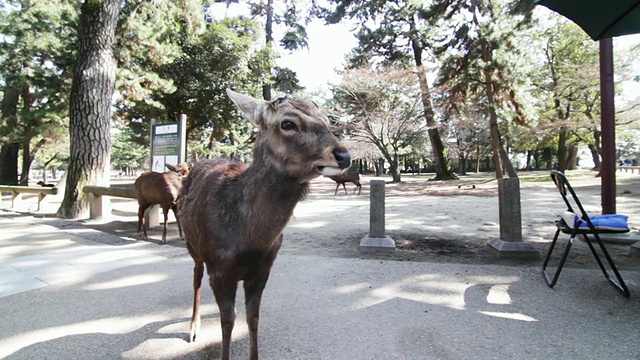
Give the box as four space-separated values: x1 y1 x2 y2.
327 171 361 195
134 163 188 243
179 89 351 360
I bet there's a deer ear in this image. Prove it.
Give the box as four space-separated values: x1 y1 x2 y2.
226 89 266 126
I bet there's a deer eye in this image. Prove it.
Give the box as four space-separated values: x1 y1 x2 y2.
280 120 297 131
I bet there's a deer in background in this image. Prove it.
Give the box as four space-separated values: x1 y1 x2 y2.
134 163 188 244
179 89 350 360
327 169 361 195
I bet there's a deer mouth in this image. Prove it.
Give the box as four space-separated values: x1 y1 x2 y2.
317 166 345 176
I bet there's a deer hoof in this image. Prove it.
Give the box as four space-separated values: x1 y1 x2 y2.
189 321 200 343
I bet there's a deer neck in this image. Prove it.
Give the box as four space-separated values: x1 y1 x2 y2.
239 148 309 237
242 161 308 207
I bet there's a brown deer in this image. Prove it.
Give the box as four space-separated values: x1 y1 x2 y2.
179 89 351 360
327 171 361 195
134 163 188 243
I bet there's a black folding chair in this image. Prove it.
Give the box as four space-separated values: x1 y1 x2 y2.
542 171 630 297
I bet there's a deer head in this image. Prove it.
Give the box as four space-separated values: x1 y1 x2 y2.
227 89 351 183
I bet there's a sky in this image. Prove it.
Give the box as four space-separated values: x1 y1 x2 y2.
279 19 358 95
209 3 358 95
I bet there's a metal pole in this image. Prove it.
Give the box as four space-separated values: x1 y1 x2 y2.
599 38 616 214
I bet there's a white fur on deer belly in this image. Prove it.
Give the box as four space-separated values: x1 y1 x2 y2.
319 167 345 176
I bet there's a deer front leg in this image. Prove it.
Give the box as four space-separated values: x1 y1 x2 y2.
244 274 270 360
212 276 238 360
189 261 205 342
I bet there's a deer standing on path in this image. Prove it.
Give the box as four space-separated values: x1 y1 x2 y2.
134 163 189 244
179 89 351 360
327 171 362 195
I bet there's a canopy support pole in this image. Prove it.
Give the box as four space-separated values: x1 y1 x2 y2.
600 38 616 215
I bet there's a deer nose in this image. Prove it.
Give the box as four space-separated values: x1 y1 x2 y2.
333 149 351 169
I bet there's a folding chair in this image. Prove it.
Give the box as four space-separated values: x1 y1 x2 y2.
542 171 630 297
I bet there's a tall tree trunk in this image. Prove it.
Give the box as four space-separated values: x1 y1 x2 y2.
390 152 401 182
567 144 578 170
556 125 568 172
482 44 517 179
0 87 20 185
19 138 46 185
262 0 274 100
57 0 119 219
544 148 553 170
409 31 456 181
590 127 602 170
588 144 600 170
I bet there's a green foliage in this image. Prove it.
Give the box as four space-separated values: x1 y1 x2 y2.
154 17 272 159
111 121 148 172
0 0 77 177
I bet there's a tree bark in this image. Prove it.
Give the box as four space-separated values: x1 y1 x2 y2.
262 0 274 100
482 44 517 179
567 144 578 170
409 31 456 180
57 0 119 219
19 138 46 186
589 127 602 170
0 87 20 185
556 125 568 172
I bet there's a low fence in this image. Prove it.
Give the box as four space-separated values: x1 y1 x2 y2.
0 185 58 211
617 166 640 174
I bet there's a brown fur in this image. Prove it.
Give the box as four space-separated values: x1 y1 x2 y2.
133 163 188 243
328 172 362 195
179 90 350 360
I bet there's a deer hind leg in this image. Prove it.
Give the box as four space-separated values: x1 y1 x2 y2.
244 274 270 360
354 183 362 195
333 183 340 195
171 204 183 239
212 276 238 360
189 259 205 343
137 203 148 239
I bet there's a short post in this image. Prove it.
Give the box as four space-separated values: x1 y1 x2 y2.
488 177 538 258
89 193 106 219
10 191 22 208
359 179 395 252
145 205 160 229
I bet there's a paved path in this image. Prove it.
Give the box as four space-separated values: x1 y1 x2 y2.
1 211 639 359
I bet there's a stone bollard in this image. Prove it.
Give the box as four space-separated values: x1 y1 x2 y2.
488 177 538 258
359 179 395 252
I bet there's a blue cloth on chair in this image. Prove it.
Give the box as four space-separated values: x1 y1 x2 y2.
562 211 629 231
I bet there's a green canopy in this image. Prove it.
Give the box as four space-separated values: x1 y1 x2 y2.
536 0 640 40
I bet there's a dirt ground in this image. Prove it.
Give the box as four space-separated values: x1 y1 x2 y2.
3 169 640 270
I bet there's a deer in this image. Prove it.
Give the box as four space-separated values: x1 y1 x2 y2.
327 170 361 195
134 163 188 244
179 89 351 360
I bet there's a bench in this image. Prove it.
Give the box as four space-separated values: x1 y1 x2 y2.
82 185 161 229
82 185 136 219
617 165 640 174
0 185 58 211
